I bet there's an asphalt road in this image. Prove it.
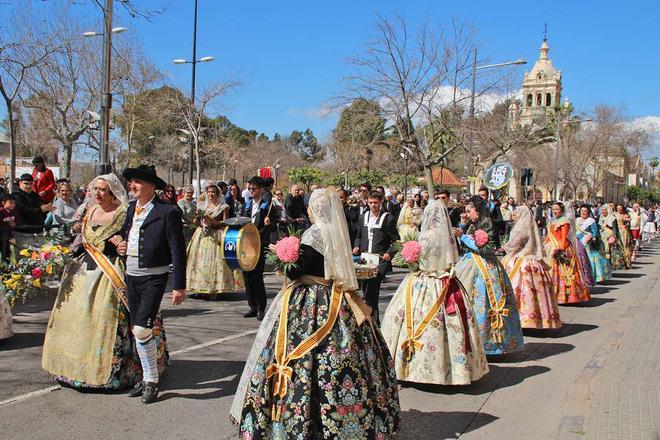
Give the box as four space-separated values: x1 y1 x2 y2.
1 241 658 439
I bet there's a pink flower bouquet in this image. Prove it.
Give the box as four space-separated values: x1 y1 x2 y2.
401 240 421 264
474 229 489 248
267 236 301 273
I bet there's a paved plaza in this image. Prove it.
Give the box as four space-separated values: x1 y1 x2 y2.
1 241 658 440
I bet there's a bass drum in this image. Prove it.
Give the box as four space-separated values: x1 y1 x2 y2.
221 217 261 272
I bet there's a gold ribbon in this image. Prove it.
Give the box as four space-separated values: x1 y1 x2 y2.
81 216 129 310
267 280 343 421
506 256 525 282
400 271 451 378
473 254 509 344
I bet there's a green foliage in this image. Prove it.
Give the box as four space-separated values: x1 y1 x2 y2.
326 169 388 189
289 129 324 162
626 185 660 204
287 166 328 191
334 98 387 145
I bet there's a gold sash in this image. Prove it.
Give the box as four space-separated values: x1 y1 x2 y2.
267 280 343 422
473 255 509 343
506 256 525 281
401 272 451 378
82 216 129 310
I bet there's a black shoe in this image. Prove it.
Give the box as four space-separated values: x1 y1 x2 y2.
243 309 258 318
128 381 144 398
256 310 265 321
141 381 159 404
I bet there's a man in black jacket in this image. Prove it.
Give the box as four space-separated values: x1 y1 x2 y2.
338 188 360 246
12 173 54 249
284 184 307 232
241 176 277 321
113 165 186 404
353 190 399 324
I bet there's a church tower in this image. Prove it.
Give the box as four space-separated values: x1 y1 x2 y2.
520 36 562 124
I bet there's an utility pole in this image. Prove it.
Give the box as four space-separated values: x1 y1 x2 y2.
98 0 114 176
189 0 198 185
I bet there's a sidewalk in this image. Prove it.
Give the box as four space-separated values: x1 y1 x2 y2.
559 242 660 439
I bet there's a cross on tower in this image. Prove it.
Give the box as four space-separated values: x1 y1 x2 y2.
543 22 549 41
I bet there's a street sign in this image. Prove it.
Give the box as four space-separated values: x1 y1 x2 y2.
483 162 513 190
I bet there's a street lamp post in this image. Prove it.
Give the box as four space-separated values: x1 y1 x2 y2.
467 48 527 194
173 0 215 185
84 0 126 176
553 114 592 200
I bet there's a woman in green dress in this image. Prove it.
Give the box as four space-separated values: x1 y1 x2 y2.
42 174 168 389
186 184 243 297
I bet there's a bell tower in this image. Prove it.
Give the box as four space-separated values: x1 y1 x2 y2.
520 27 562 124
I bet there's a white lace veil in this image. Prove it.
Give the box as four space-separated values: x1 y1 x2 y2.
418 200 459 273
84 174 128 208
503 206 544 260
302 187 358 292
563 201 580 251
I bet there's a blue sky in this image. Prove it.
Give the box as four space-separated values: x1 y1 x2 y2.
10 0 660 150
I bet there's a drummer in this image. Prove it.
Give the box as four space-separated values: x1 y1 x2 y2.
240 176 277 321
353 190 399 325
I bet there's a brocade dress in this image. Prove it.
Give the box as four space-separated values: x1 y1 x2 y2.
543 218 591 304
185 203 243 295
599 217 628 270
381 270 489 385
575 217 611 283
232 242 400 439
42 206 168 389
455 218 524 355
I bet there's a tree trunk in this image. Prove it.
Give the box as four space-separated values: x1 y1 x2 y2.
61 143 73 179
194 137 201 196
423 165 434 196
6 102 16 191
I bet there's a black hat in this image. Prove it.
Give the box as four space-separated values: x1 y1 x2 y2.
122 164 167 190
19 173 34 182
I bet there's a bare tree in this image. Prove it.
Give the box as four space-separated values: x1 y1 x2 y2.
18 7 100 178
0 29 58 189
169 80 240 195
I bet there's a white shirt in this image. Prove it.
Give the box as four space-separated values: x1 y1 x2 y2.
251 197 262 223
364 210 387 253
126 197 169 276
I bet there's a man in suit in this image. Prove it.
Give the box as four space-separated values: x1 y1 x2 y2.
353 190 399 324
284 184 307 233
112 164 186 404
240 176 276 321
338 187 360 246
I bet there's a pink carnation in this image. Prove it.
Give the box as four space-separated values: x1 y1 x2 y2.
275 236 301 263
608 237 616 244
474 229 489 248
31 268 43 279
42 252 51 260
401 240 421 264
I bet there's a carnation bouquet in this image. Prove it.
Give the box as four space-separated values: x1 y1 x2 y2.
473 229 489 248
392 240 421 271
266 236 301 273
1 243 72 306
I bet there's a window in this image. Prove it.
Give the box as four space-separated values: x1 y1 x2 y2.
546 93 552 107
526 94 533 107
536 94 542 106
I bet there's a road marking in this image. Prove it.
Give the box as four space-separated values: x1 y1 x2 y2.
1 329 258 407
0 385 61 407
170 329 258 356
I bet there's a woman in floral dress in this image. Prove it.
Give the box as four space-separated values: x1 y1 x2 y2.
543 202 591 305
186 184 243 297
503 206 561 329
42 174 167 389
599 205 629 270
231 187 399 439
396 195 422 240
575 205 611 283
615 204 635 264
455 196 524 355
381 200 489 385
565 202 594 287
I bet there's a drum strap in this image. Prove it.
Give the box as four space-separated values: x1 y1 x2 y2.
401 271 451 378
267 281 343 422
473 254 509 344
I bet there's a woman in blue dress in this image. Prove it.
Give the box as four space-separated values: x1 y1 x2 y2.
455 196 524 355
575 205 611 283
